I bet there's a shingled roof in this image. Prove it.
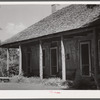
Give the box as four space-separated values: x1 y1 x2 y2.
2 4 100 46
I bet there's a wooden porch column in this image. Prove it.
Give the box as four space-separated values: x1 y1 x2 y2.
93 28 99 89
39 40 43 79
61 36 66 81
19 45 22 75
7 48 9 71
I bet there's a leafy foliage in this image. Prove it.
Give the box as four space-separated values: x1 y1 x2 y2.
0 48 19 77
8 64 19 77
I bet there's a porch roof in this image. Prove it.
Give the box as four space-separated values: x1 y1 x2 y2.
1 5 100 47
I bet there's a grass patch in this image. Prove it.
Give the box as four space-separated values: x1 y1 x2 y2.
9 75 73 88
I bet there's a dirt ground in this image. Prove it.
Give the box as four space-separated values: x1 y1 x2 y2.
0 82 66 90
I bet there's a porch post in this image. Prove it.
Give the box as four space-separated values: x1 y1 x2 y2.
7 48 9 72
39 40 43 79
19 45 22 75
61 36 66 80
93 28 99 89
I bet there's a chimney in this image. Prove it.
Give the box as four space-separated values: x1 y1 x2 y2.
51 4 59 13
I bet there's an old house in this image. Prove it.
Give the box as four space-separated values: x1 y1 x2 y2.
1 4 100 81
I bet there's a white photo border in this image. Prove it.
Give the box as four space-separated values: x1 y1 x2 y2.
0 1 100 99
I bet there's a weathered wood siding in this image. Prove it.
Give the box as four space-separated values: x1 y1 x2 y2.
21 28 98 80
98 40 100 73
63 30 94 80
96 28 100 74
64 39 78 80
42 38 62 78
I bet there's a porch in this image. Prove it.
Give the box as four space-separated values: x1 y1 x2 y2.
4 26 100 82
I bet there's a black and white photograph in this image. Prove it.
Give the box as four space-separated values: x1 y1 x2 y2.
0 2 100 93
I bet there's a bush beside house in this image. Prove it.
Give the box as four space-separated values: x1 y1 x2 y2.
0 48 19 77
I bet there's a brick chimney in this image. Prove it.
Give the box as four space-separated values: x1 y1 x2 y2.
51 4 59 13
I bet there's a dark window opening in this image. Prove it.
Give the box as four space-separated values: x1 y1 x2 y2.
80 42 91 76
51 49 57 66
51 48 57 75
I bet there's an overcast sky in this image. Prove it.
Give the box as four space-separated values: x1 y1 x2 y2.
0 4 68 42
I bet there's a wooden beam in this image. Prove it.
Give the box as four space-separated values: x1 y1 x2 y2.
19 45 22 75
61 36 66 81
7 48 9 71
39 40 43 79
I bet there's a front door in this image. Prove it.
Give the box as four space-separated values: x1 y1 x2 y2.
50 47 58 76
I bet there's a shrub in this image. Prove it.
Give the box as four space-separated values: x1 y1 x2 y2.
60 80 73 88
0 59 8 77
44 78 63 86
9 76 73 89
0 48 19 77
8 64 19 77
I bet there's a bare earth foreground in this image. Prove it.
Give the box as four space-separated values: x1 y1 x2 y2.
0 83 64 90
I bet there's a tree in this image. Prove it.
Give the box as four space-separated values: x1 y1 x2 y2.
0 48 19 77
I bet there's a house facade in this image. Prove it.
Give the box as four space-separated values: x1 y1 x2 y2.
1 5 100 81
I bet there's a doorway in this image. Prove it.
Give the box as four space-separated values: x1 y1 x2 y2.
50 47 58 76
80 41 91 76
